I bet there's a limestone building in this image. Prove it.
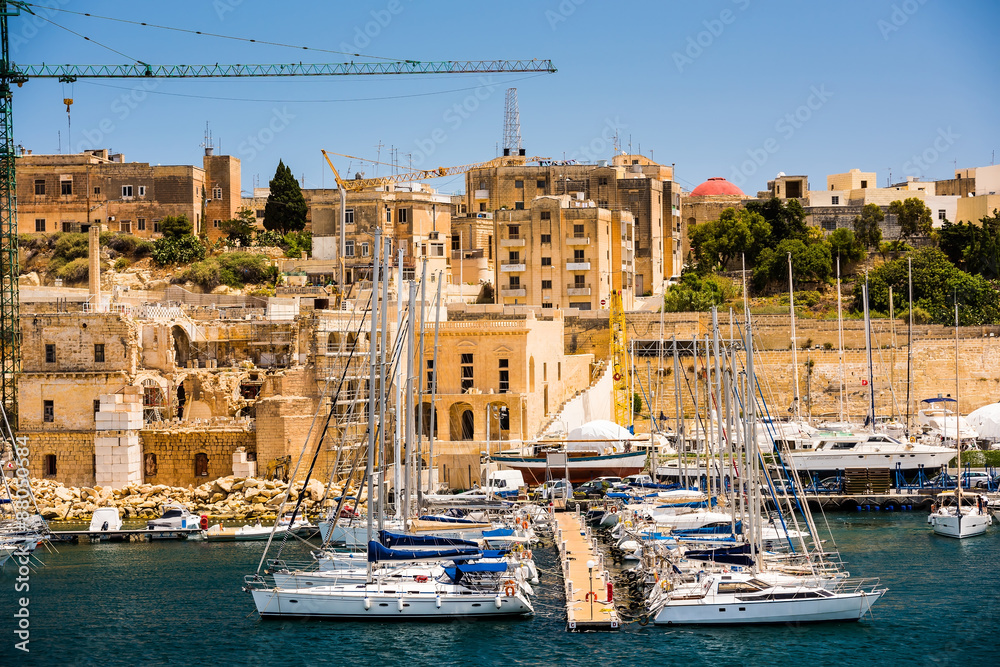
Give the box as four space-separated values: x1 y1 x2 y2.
16 147 241 238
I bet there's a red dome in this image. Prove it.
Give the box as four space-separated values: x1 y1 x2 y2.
690 177 745 196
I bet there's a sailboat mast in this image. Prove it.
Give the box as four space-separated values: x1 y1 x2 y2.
744 315 759 567
415 262 428 511
672 335 685 487
393 249 405 521
906 258 913 436
365 229 382 548
403 281 418 519
428 276 443 495
788 253 801 422
377 240 391 533
836 257 845 424
954 297 962 509
862 277 876 428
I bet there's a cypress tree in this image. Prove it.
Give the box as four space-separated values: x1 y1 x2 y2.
263 159 307 234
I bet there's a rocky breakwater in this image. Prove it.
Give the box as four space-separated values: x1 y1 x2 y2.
27 476 362 522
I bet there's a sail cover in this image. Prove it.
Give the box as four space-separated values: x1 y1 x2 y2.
442 562 509 584
367 541 481 563
565 419 636 455
378 531 478 549
684 544 754 567
967 402 1000 439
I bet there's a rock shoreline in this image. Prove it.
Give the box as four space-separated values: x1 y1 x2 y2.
22 476 361 522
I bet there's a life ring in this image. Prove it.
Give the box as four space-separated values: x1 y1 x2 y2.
525 550 532 560
504 584 516 597
614 373 622 381
414 575 429 583
624 520 632 528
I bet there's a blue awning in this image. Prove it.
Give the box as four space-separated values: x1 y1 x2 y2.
443 562 509 584
481 528 515 538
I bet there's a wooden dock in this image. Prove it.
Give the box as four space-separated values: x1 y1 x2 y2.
50 528 202 543
554 509 619 632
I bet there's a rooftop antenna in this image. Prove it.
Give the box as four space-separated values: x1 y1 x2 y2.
201 122 215 156
373 139 384 178
502 87 522 154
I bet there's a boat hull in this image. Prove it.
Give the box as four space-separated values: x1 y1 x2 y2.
653 590 882 625
251 587 533 619
929 512 992 538
788 450 953 473
491 451 647 484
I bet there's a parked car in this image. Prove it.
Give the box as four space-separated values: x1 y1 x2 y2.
810 476 843 493
574 480 613 499
971 472 998 489
927 472 957 488
537 479 573 500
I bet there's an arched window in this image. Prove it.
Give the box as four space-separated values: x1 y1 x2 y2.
144 453 158 477
194 452 209 477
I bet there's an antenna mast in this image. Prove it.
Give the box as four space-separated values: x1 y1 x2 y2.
502 87 522 154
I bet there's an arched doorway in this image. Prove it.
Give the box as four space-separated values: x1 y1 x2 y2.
486 401 511 441
171 325 191 367
449 402 475 441
420 402 438 438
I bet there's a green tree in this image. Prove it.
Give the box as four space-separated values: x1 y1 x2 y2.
753 238 832 290
852 203 884 249
745 197 808 243
662 272 741 312
688 207 771 271
828 228 865 265
219 209 258 247
939 210 1000 280
888 197 933 241
264 159 307 235
159 214 193 240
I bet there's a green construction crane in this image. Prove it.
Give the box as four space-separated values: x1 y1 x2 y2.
0 0 555 429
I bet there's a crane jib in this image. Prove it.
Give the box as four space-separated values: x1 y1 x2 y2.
9 60 557 79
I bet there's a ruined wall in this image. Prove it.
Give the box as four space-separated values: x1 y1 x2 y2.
140 428 255 487
18 432 95 488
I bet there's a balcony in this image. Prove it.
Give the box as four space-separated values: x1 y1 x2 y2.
500 238 525 248
500 261 526 272
566 283 591 296
566 261 590 271
500 286 527 297
566 236 590 245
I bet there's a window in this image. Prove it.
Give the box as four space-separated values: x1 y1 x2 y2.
508 251 520 263
541 257 552 266
138 185 146 197
822 220 836 231
119 221 131 234
361 242 370 257
598 199 608 208
398 209 408 224
514 180 524 189
256 209 264 219
45 344 55 363
43 400 54 423
598 176 608 186
574 224 585 238
938 209 946 221
541 280 552 290
541 303 553 309
344 209 355 224
537 179 545 189
860 180 868 188
540 233 551 244
574 274 586 287
213 219 221 228
34 179 45 195
540 211 551 221
153 220 161 233
543 363 547 381
514 202 524 210
461 353 474 391
488 235 492 259
43 454 57 476
34 218 45 232
499 358 509 393
452 235 461 251
345 240 355 257
93 186 101 196
831 196 839 205
479 203 486 212
509 225 520 239
61 180 72 196
94 400 100 415
137 218 146 231
426 359 435 391
194 452 209 477
94 344 105 363
574 249 585 262
509 276 520 288
212 187 222 199
558 361 561 380
570 302 592 310
431 243 444 257
122 185 133 198
62 222 73 232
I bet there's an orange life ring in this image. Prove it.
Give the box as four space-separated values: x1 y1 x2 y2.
504 585 516 597
525 550 532 560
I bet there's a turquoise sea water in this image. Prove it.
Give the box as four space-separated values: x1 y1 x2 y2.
1 512 996 666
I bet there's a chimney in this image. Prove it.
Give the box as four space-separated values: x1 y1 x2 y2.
88 225 101 309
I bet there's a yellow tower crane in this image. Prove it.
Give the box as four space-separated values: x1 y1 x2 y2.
609 289 633 429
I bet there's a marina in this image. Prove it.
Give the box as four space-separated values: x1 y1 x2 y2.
554 509 619 631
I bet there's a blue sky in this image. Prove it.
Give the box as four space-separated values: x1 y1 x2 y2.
10 1 999 196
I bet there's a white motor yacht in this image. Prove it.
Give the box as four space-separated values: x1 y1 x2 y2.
782 433 954 473
927 491 992 539
918 398 979 448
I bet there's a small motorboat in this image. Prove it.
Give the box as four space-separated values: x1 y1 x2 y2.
88 508 122 540
146 504 204 539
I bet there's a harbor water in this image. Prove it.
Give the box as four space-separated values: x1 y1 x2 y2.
2 513 995 666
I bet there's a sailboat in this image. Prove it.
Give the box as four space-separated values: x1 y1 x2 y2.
928 300 992 538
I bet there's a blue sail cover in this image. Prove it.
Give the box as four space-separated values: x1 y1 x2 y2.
416 514 481 524
378 530 478 549
367 541 481 564
684 544 755 567
481 528 515 538
453 549 508 560
672 521 743 537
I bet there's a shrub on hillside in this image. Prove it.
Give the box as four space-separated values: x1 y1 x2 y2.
56 257 89 283
179 252 276 290
152 235 206 265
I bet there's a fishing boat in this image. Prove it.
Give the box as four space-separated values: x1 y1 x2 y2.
491 420 647 484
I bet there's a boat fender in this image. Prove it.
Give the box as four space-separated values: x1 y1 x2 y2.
200 515 209 531
364 597 371 611
435 594 442 609
525 550 532 561
495 595 503 608
606 581 613 602
397 596 404 612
